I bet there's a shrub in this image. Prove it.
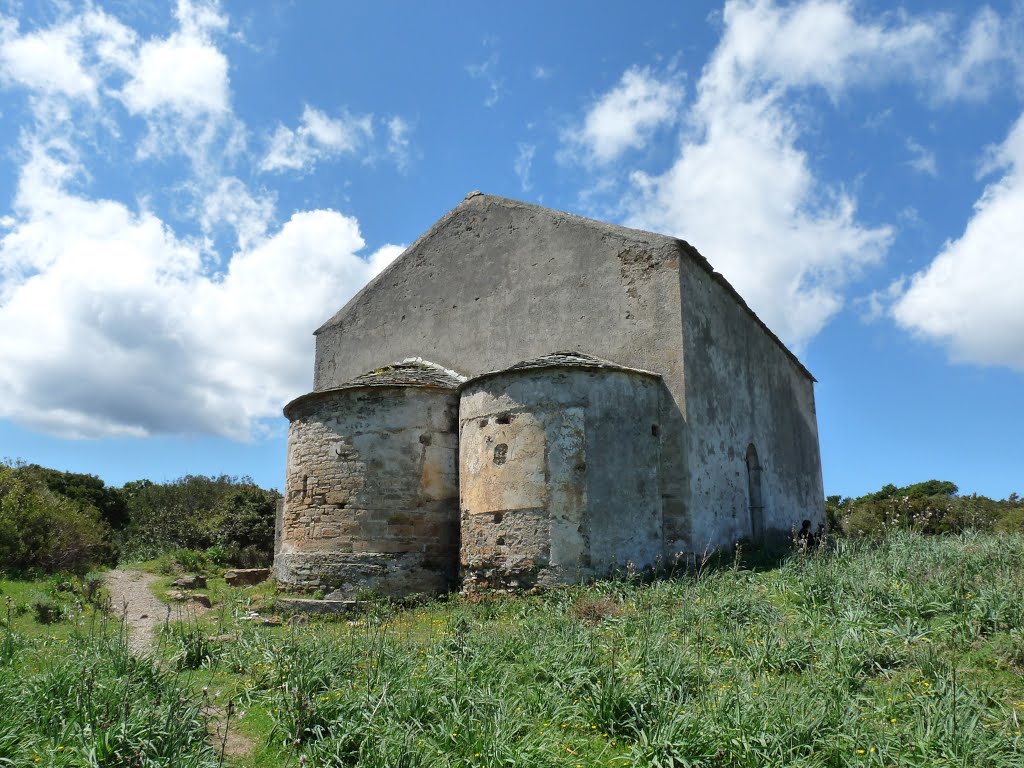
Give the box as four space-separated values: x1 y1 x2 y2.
0 463 113 575
119 475 280 567
13 463 129 529
172 548 213 574
995 506 1024 534
30 599 63 625
210 485 278 567
831 480 1023 538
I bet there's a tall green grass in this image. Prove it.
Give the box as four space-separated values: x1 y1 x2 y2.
0 603 218 766
5 531 1024 766
193 531 1022 766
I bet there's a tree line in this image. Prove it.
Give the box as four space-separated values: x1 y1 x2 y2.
0 460 280 575
2 457 1021 576
826 479 1023 537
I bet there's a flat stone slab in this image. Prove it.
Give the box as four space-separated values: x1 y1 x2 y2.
165 590 212 608
172 574 207 589
224 568 271 586
276 598 368 615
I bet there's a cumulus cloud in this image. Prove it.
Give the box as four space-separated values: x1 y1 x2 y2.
0 0 242 174
0 18 98 102
891 114 1024 370
618 0 930 348
561 1 1022 349
706 0 939 99
565 67 683 165
198 176 274 251
0 144 401 439
120 0 230 118
0 2 407 440
260 105 373 173
0 8 139 116
366 243 404 279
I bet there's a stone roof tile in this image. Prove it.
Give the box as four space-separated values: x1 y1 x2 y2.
346 358 466 389
283 358 464 419
505 351 632 372
463 351 660 388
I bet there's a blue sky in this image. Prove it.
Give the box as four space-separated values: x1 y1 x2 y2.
0 0 1022 500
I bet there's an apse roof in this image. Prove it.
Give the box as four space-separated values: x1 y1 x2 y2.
463 351 661 388
283 358 465 419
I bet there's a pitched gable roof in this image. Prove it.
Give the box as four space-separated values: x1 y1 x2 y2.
317 191 815 382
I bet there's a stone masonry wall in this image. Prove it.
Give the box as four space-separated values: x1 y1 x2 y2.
275 385 460 596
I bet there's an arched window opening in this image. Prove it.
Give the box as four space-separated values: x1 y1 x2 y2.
746 444 764 539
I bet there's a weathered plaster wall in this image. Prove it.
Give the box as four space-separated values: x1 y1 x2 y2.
677 252 825 550
314 193 690 552
275 386 460 596
458 367 662 590
314 195 684 391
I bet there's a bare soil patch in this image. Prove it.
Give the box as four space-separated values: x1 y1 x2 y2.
103 569 167 653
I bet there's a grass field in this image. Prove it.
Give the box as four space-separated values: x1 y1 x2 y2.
2 531 1024 767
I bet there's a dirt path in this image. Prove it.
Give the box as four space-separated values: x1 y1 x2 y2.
104 569 167 653
103 569 254 759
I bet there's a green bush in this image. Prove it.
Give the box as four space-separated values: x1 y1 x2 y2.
994 506 1024 534
0 463 113 575
831 480 1022 538
30 599 63 625
119 475 279 567
13 463 129 529
210 485 278 566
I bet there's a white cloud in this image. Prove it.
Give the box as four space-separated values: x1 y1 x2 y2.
565 67 683 165
386 115 412 170
856 278 905 323
532 65 551 80
121 33 228 118
891 113 1024 370
0 143 401 439
619 0 934 348
0 8 140 116
0 18 97 102
514 142 535 191
367 243 404 279
937 6 1015 102
906 137 938 176
0 0 410 442
0 1 240 177
466 52 503 108
562 3 1024 350
198 176 274 251
260 105 373 173
0 2 230 121
117 0 237 173
116 1 229 118
706 0 939 99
